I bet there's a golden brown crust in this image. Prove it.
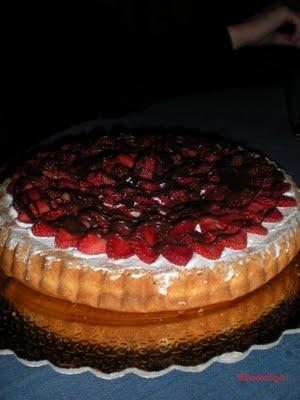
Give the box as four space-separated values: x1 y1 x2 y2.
1 257 299 349
1 180 300 313
0 219 300 312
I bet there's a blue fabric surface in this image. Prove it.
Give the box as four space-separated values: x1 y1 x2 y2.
0 86 300 399
0 334 299 400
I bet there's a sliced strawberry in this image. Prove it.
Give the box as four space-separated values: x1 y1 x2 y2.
255 196 277 208
139 181 160 192
17 210 32 223
263 208 283 223
43 207 68 221
106 235 134 259
87 170 116 186
78 233 107 255
55 228 81 249
134 155 162 180
277 196 297 207
137 224 160 245
198 216 222 232
130 236 158 264
162 245 192 266
221 230 247 250
170 189 188 203
170 220 196 236
192 242 224 259
117 154 135 168
101 187 123 204
35 199 51 215
32 221 56 237
58 178 79 190
246 224 268 235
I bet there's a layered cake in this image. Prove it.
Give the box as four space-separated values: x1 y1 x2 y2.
0 130 299 312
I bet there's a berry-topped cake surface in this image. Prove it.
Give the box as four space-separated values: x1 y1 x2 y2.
0 129 299 312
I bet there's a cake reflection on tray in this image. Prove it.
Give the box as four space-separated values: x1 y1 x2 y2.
0 252 300 375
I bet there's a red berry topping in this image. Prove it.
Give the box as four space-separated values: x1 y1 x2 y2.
106 235 134 259
162 245 193 266
17 210 32 223
263 209 283 223
8 130 297 266
55 229 82 249
277 196 297 207
117 154 135 168
170 220 196 236
78 233 107 255
192 242 224 260
246 224 268 235
221 231 247 250
32 221 56 237
130 236 158 264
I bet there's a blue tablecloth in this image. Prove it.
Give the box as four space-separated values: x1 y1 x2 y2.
1 85 299 399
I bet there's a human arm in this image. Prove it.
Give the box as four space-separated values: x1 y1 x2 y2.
227 4 300 49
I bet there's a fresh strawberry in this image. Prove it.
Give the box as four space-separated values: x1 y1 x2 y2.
246 224 268 235
170 220 196 236
35 199 51 215
101 187 123 204
192 242 224 259
139 181 160 192
137 224 160 245
32 221 56 237
55 228 81 249
87 170 116 186
43 207 67 221
184 148 198 158
130 236 158 263
277 196 297 207
17 210 32 223
58 179 79 190
220 230 247 250
198 216 222 232
255 196 277 208
106 235 134 259
263 208 283 222
176 176 196 186
78 233 107 255
162 245 192 266
134 155 162 180
117 154 135 168
170 189 188 203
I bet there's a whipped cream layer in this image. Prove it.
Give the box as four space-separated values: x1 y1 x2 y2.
1 174 300 274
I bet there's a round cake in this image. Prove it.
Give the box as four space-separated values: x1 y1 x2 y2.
0 130 299 312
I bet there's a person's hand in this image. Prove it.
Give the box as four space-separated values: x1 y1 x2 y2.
227 4 300 50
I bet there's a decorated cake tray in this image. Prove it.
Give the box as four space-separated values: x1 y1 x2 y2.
0 256 299 378
0 126 299 378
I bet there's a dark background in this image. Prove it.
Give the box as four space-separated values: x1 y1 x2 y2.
1 0 300 163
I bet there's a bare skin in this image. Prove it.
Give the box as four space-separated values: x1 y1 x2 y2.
227 4 300 50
